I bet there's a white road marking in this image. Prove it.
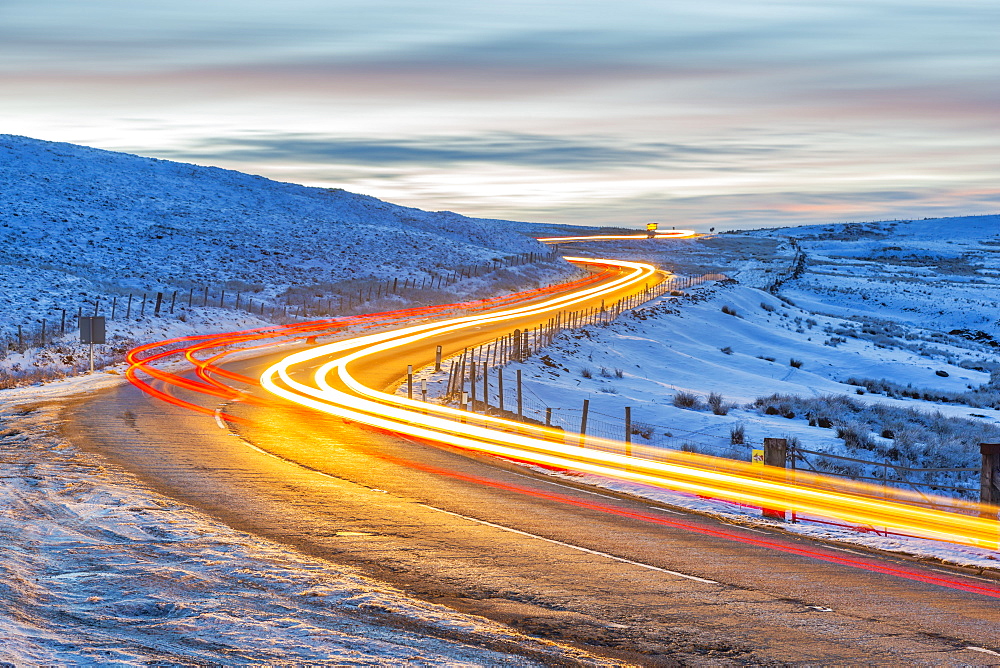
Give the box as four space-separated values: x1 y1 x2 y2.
825 546 867 556
418 503 718 584
507 470 684 514
645 506 684 515
213 407 226 429
929 568 997 584
966 646 1000 657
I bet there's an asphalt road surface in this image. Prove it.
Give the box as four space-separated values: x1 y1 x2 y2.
66 344 1000 666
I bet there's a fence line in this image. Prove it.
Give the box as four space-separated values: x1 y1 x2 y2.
1 250 561 354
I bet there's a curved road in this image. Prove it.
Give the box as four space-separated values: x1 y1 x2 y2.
66 265 1000 665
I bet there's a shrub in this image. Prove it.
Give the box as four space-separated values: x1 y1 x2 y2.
614 368 624 379
730 424 745 445
760 302 775 312
721 305 739 316
581 367 592 378
673 391 701 409
836 424 876 451
720 346 733 355
708 392 729 415
789 358 803 368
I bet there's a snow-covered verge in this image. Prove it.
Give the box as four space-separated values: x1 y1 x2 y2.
0 395 611 666
416 221 1000 569
0 135 582 387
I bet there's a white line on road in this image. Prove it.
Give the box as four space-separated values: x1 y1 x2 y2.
966 646 1000 657
825 546 867 556
213 407 226 429
730 526 769 534
507 470 684 514
929 568 997 584
418 503 718 584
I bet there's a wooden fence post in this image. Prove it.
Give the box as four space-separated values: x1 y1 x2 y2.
624 406 632 457
579 399 590 447
980 443 1000 519
516 369 523 421
763 437 788 521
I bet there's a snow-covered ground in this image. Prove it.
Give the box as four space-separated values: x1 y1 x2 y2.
417 219 1000 569
0 135 578 387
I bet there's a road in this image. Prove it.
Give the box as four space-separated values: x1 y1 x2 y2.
66 261 1000 666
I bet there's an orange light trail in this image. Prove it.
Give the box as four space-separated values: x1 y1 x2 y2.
125 266 615 420
260 257 1000 552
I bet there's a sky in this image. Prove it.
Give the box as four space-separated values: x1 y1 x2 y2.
2 0 999 231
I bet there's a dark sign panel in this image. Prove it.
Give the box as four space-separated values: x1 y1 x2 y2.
79 316 106 344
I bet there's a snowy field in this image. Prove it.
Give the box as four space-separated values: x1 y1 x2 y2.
418 218 1000 569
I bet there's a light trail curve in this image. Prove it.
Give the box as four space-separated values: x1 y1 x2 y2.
260 256 1000 554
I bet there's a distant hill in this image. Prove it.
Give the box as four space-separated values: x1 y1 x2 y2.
0 135 552 332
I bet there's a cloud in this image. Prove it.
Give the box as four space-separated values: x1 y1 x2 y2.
163 133 777 170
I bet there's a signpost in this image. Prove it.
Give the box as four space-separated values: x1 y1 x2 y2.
646 222 658 238
79 316 106 374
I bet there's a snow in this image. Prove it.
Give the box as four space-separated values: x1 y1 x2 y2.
417 219 1000 569
0 135 578 386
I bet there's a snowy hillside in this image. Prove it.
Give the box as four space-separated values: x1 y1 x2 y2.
753 215 1000 339
0 135 574 384
0 135 559 321
412 220 1000 565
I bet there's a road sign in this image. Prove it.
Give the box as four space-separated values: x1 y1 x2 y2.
646 222 658 232
79 316 106 344
751 449 765 466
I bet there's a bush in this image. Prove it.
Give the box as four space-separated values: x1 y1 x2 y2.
673 391 701 409
789 358 803 368
730 424 745 445
837 424 877 451
581 367 592 378
614 368 624 379
708 392 729 415
760 302 775 312
721 305 739 316
720 346 733 355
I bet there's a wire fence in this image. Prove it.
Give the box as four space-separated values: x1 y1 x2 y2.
1 250 560 354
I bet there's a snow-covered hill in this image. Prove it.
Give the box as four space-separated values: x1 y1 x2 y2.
0 135 574 383
752 215 1000 338
0 134 557 319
